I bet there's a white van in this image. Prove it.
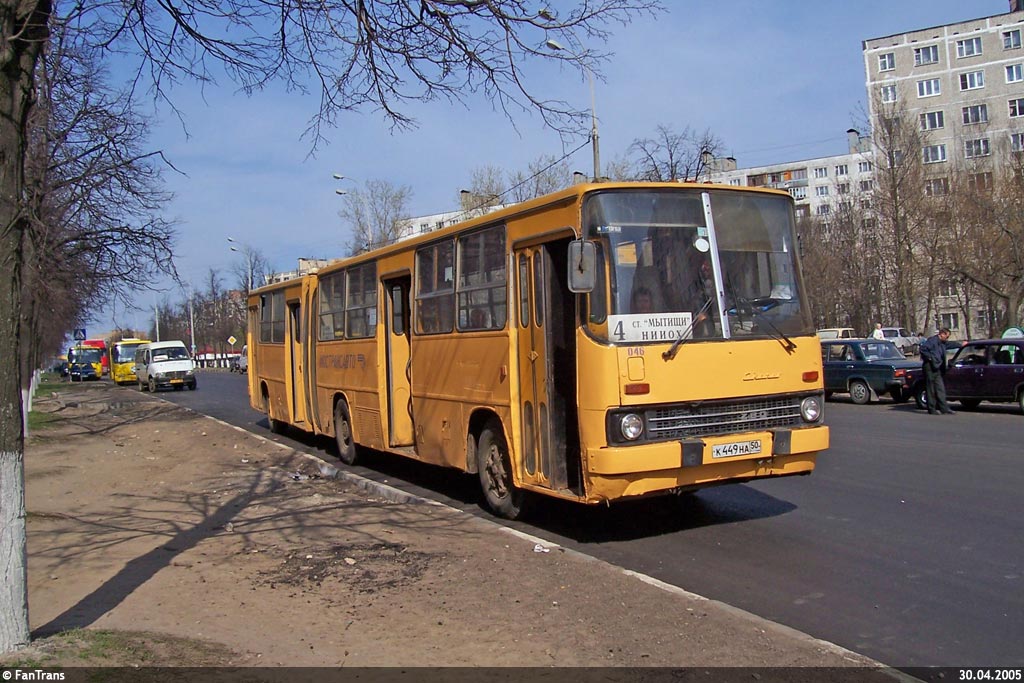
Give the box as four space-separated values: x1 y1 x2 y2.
134 340 197 392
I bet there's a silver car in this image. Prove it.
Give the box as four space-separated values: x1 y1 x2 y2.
880 327 920 356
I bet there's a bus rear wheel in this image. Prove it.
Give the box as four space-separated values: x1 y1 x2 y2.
334 400 359 466
476 420 527 520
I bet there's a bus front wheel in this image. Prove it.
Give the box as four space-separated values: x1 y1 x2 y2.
476 420 527 520
334 400 359 466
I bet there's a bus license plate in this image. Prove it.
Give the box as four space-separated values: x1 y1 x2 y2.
712 440 762 459
170 378 183 384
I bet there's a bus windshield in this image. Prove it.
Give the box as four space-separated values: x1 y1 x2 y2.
582 188 813 344
113 343 143 363
70 347 103 364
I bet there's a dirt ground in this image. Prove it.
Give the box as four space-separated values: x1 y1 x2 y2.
14 381 895 673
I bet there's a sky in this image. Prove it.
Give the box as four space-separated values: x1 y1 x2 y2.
99 0 1012 333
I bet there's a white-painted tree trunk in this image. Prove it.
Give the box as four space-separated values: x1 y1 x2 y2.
0 450 30 652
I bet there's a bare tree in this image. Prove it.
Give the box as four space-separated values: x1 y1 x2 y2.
340 179 413 255
462 154 577 214
865 99 939 332
944 146 1024 328
629 124 724 182
0 0 661 651
798 189 884 333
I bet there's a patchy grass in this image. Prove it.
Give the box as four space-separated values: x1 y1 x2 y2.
0 629 243 667
27 410 59 431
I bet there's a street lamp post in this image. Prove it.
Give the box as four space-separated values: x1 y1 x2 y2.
185 285 197 357
546 39 600 182
227 237 255 292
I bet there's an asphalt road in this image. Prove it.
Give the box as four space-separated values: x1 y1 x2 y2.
155 370 1024 669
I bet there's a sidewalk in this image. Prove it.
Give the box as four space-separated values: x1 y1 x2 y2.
21 382 893 673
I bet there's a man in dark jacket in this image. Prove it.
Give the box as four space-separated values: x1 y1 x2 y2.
920 327 954 415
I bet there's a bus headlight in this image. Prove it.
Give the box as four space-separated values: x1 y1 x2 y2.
800 396 823 422
619 413 644 441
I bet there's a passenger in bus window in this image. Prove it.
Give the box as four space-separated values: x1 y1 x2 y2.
631 286 654 314
470 308 489 329
684 253 714 337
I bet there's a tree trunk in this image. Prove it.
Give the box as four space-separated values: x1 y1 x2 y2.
0 0 51 653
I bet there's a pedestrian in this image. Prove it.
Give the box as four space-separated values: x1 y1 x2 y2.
920 327 955 415
872 323 885 340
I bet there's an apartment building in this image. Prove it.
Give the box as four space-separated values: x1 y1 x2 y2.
861 3 1024 337
863 4 1024 174
702 130 874 221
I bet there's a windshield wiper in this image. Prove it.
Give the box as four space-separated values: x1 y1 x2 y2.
662 297 715 361
731 293 797 354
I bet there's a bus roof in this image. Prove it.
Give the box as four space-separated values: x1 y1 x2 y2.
249 181 792 296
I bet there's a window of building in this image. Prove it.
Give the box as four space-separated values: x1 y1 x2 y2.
416 240 455 334
317 271 346 340
729 178 741 186
1012 132 1024 152
914 45 939 66
938 312 959 330
860 180 874 192
456 226 507 331
835 164 848 176
938 279 957 297
922 144 947 163
1008 64 1024 83
858 161 873 173
1005 29 1022 50
969 172 994 191
920 110 945 130
789 186 807 200
813 167 827 179
917 78 941 97
837 183 850 194
962 104 989 125
964 138 991 158
259 290 285 344
1011 98 1024 117
862 217 877 229
880 84 897 103
815 204 830 216
959 70 985 90
815 185 830 197
956 37 983 58
794 205 810 219
925 177 949 196
860 198 872 210
878 53 895 71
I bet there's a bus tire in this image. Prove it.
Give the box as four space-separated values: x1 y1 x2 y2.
476 420 527 520
138 378 146 392
263 392 285 434
334 400 359 466
148 377 157 393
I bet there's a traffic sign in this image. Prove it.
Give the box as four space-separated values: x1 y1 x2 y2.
227 335 237 346
73 328 86 341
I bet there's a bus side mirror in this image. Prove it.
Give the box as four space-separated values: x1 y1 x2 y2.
567 239 596 293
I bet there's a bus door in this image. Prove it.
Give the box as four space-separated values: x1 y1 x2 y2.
383 276 414 446
287 300 308 426
514 240 579 494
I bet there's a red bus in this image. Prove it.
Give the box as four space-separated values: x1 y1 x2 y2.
82 339 108 375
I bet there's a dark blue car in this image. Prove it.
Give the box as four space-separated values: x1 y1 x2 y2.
68 361 98 382
821 339 920 404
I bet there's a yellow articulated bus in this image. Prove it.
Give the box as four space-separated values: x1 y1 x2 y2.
248 182 828 518
109 338 150 385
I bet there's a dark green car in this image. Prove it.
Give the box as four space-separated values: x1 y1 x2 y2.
821 339 920 404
